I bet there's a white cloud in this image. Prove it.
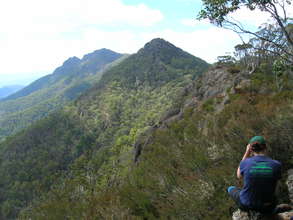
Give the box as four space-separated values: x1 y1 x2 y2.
181 8 269 29
143 28 240 63
181 18 211 27
0 27 240 85
0 0 164 85
78 27 240 63
229 7 270 27
0 0 163 31
288 4 293 17
229 4 293 28
176 0 199 4
0 0 244 86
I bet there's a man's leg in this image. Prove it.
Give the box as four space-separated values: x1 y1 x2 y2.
227 186 247 211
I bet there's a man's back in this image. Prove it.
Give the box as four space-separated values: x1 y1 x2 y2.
240 155 282 208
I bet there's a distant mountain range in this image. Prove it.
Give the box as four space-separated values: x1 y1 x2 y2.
0 48 126 140
0 85 24 99
3 48 124 101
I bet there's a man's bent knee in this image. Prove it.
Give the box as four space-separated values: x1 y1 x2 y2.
227 186 237 194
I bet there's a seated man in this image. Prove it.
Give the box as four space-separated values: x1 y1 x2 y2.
227 136 282 214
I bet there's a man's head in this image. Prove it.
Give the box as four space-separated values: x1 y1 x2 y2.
249 136 266 153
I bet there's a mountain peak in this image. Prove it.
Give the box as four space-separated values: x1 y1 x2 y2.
82 48 121 61
145 38 173 48
53 56 81 75
98 38 209 89
137 38 185 58
141 38 176 52
63 56 81 66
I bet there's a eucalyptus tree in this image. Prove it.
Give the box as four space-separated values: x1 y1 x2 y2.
198 0 293 63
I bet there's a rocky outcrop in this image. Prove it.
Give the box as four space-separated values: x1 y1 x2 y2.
134 65 250 162
287 169 293 204
194 65 247 100
232 207 293 220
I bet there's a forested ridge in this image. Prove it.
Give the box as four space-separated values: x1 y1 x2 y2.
0 49 125 141
1 0 293 218
0 29 292 219
1 30 293 219
17 49 293 219
0 38 210 219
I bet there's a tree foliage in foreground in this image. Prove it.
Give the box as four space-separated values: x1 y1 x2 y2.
198 0 293 63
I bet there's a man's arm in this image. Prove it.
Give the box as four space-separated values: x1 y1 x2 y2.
237 144 252 179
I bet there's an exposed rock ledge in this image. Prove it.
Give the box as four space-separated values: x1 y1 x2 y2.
232 169 293 220
232 208 293 220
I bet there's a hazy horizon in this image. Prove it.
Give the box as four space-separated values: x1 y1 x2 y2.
0 72 50 87
1 0 291 87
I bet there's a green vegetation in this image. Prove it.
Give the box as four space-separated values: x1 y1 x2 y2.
1 36 292 219
22 63 293 219
0 111 87 219
202 98 215 112
0 49 124 141
21 62 293 219
198 0 293 64
0 38 209 219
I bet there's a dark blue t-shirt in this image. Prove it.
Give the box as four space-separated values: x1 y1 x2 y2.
239 155 281 208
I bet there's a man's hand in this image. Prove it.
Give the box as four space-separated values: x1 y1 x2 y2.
237 144 252 179
244 144 252 158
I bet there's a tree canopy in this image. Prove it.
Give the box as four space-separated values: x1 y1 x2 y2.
198 0 293 63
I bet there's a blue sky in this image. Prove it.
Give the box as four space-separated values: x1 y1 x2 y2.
0 0 283 87
123 0 202 31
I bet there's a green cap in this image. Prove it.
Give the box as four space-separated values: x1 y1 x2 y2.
249 136 266 145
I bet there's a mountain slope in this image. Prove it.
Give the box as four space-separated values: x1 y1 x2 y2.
18 63 293 219
4 49 122 101
0 49 124 140
0 38 210 219
98 38 208 89
0 85 24 99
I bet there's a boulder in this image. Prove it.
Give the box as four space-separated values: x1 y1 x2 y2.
287 169 293 204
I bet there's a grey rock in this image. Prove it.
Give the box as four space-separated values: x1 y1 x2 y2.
287 169 293 203
234 80 251 94
232 207 293 220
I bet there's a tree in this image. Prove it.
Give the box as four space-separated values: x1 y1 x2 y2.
217 55 236 64
234 43 253 64
198 0 293 63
